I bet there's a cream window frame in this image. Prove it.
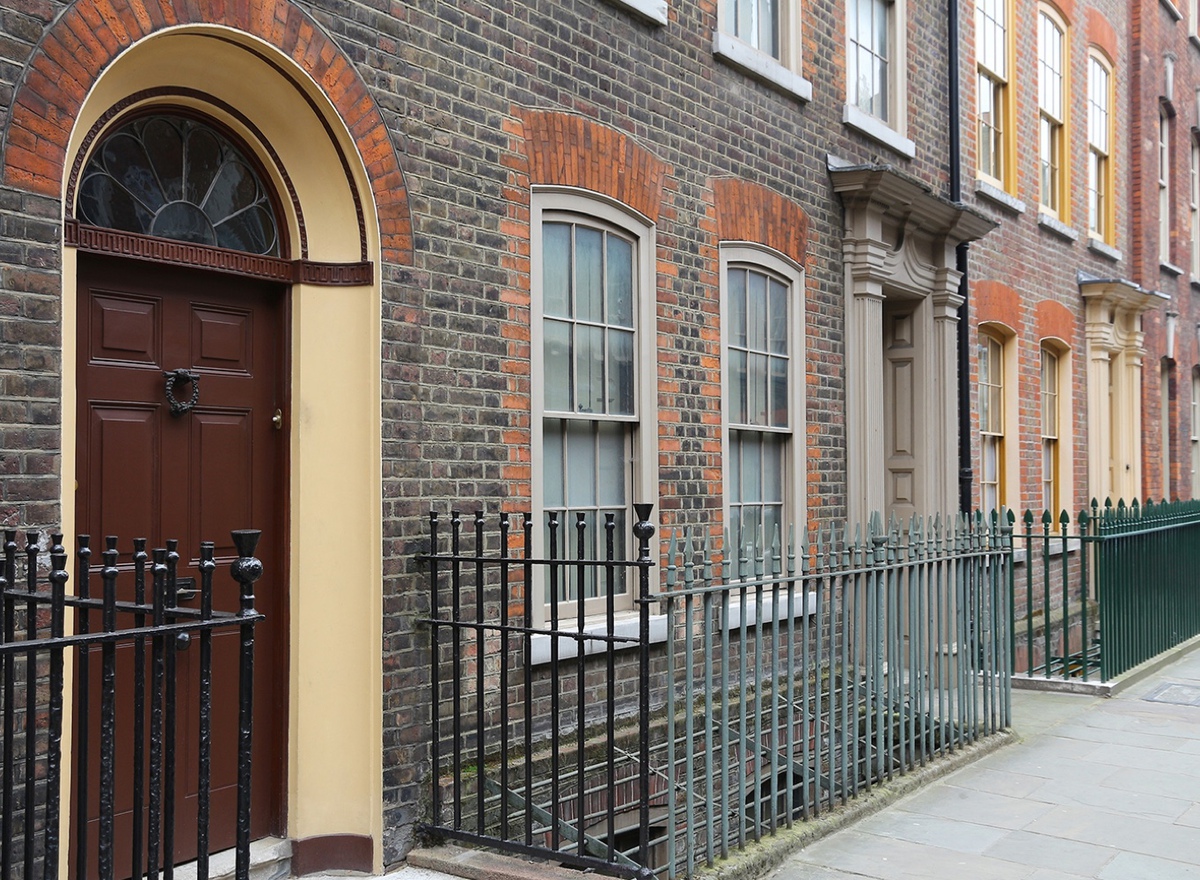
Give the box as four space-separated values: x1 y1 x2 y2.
529 187 659 626
714 0 812 103
1037 6 1069 220
719 243 805 562
843 0 910 156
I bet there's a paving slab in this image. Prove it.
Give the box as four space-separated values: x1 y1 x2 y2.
767 646 1200 880
1096 852 1200 880
980 829 1117 876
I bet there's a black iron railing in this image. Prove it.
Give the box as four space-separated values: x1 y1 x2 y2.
420 507 1014 879
419 505 658 879
1 529 263 880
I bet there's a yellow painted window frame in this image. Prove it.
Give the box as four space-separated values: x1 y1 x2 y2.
976 0 1016 191
1087 49 1115 244
1037 4 1070 221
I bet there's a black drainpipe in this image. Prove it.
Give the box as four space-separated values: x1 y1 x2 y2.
949 0 973 514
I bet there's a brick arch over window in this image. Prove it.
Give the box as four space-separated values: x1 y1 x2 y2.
514 109 671 220
1043 0 1075 25
975 280 1023 334
712 178 811 266
1 0 411 264
1086 8 1117 63
1036 300 1076 347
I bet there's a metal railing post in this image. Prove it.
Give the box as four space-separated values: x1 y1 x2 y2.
632 503 655 880
230 529 263 880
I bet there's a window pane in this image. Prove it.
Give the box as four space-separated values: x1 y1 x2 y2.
747 270 767 351
544 319 572 411
543 419 565 508
607 235 633 328
566 421 596 507
100 132 165 213
857 0 872 48
576 324 605 414
184 127 223 208
142 118 184 202
597 422 626 507
730 429 743 501
740 505 762 555
575 227 603 322
769 278 788 354
875 54 889 118
742 437 762 503
730 269 748 348
544 223 572 318
983 438 998 482
747 352 769 426
763 504 782 552
731 349 748 424
608 328 635 415
763 434 783 503
770 356 788 427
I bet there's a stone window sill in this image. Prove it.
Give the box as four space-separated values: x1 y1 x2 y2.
976 180 1026 215
712 31 813 103
1088 238 1122 262
1038 213 1078 242
842 104 915 159
603 0 667 26
530 612 668 665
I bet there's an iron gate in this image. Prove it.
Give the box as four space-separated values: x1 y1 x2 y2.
419 505 658 879
1 528 263 880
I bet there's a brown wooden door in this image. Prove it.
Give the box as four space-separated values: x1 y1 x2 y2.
75 252 287 877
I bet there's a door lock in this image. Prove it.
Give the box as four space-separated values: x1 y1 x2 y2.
272 408 283 430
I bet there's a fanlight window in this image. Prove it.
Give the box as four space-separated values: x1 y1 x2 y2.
77 115 280 257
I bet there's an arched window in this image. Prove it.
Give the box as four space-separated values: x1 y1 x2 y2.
77 114 280 256
979 324 1017 513
720 244 805 560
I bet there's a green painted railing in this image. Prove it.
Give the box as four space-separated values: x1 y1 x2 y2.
1094 498 1200 680
1010 498 1200 684
653 511 1012 878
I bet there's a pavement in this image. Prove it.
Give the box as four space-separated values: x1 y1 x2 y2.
769 648 1200 880
367 646 1200 880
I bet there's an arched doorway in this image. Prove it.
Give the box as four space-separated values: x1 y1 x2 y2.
8 13 406 872
72 110 289 877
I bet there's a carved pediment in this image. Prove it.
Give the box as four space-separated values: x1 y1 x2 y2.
830 162 995 302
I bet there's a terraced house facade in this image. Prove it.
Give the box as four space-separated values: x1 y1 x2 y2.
2 0 1193 877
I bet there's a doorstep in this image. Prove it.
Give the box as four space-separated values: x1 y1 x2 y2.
173 837 292 880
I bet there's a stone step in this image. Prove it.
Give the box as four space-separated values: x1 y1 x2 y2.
173 837 292 880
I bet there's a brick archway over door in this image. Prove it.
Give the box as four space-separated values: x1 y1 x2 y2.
1 0 412 265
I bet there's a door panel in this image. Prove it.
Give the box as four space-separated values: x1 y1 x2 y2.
75 252 287 878
883 304 920 523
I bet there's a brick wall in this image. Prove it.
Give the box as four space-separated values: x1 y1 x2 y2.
961 0 1132 516
0 0 962 862
1131 0 1200 502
